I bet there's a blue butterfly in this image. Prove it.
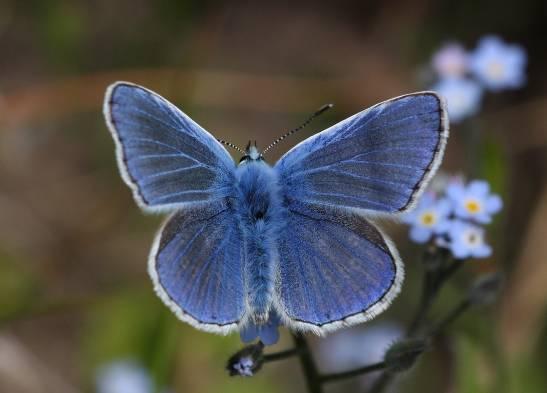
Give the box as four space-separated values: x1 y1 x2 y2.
104 82 448 340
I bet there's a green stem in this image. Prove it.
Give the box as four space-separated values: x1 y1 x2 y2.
429 298 472 336
292 333 323 393
263 347 300 363
320 361 386 384
371 254 465 393
407 269 435 336
407 257 463 336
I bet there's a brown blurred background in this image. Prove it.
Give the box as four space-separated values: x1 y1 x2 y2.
0 1 545 392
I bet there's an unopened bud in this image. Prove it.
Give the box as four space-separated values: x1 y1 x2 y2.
384 339 427 374
226 342 264 377
468 272 503 306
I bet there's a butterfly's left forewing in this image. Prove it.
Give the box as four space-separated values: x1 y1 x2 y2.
105 82 236 213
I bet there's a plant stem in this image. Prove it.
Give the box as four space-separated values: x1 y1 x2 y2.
407 257 463 336
292 333 323 393
407 269 436 336
320 361 386 384
263 347 300 363
371 253 464 393
429 298 472 336
438 259 464 284
369 296 473 393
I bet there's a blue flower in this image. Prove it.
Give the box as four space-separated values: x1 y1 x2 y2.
226 342 265 377
446 180 502 224
240 311 281 346
444 220 492 259
96 361 152 393
232 356 257 377
403 193 451 243
432 77 483 122
469 35 527 91
432 43 468 78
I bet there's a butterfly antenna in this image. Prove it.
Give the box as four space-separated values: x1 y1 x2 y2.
262 103 334 155
217 139 245 154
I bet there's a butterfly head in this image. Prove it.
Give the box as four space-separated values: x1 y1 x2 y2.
239 141 264 164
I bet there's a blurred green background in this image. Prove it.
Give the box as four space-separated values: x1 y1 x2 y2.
0 1 546 392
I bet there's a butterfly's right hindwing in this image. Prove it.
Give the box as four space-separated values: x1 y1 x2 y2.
274 201 403 334
104 82 236 212
149 200 246 333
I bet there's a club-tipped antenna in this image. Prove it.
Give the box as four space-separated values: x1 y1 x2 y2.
262 103 334 155
217 139 245 154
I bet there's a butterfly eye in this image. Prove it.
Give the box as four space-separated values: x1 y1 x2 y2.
239 155 250 163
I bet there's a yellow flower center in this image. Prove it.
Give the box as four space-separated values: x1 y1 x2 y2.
487 61 505 80
465 199 481 214
420 212 436 226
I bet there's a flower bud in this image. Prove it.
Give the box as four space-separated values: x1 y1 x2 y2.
226 342 265 377
468 271 503 306
384 339 427 374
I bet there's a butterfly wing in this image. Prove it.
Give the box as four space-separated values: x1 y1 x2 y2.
104 82 236 212
274 92 448 214
274 201 402 333
105 82 245 332
273 92 447 332
149 199 246 333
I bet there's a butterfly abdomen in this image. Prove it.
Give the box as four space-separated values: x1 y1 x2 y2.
235 161 284 321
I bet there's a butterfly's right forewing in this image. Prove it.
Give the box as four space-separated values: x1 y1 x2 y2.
275 92 448 215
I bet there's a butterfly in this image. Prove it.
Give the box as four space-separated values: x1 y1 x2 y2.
104 82 448 341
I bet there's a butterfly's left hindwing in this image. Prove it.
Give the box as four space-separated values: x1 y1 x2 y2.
274 201 402 334
149 200 246 334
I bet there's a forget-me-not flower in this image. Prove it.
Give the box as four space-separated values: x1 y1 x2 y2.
240 311 281 346
96 361 152 393
226 342 265 377
444 220 492 259
446 180 502 224
405 176 502 260
230 354 259 377
469 36 526 91
403 193 451 243
433 77 483 123
432 43 468 78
